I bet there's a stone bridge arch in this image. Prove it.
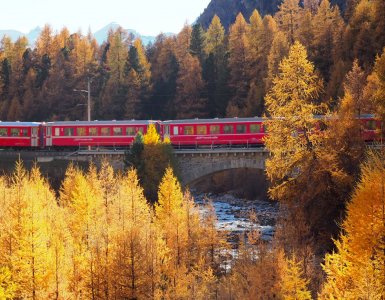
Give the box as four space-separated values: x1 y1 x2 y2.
174 149 269 185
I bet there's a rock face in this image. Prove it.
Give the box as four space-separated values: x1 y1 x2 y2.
196 0 347 30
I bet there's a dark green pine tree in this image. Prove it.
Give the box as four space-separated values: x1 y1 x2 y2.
0 58 11 99
92 42 110 119
22 49 34 76
35 54 51 89
202 53 230 118
202 15 230 117
127 45 140 73
190 24 206 63
147 36 179 119
124 131 144 175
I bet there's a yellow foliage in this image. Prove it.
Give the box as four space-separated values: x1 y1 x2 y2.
59 162 78 207
143 123 160 145
35 24 59 58
0 266 17 300
156 167 184 238
204 15 225 55
163 135 171 144
0 163 62 299
111 168 157 299
133 38 152 85
278 250 312 300
265 41 324 202
275 0 303 43
365 47 385 122
107 27 129 82
320 152 385 299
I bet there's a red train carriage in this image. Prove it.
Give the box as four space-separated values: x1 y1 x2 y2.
315 114 381 142
360 114 381 142
0 122 41 148
44 120 157 148
162 118 266 148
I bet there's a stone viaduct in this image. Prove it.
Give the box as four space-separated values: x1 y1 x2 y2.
0 148 269 186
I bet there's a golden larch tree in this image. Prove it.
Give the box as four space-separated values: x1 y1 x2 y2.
320 152 385 299
277 250 312 300
265 41 323 202
226 13 251 117
111 168 154 299
155 167 189 297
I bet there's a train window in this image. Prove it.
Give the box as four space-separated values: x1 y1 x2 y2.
46 127 52 136
64 128 74 136
236 125 246 134
21 129 28 137
113 127 122 136
250 124 261 133
77 127 86 136
89 127 97 136
137 127 144 133
0 128 7 136
10 128 19 136
32 127 38 136
366 120 376 130
55 128 60 136
197 125 207 135
126 127 135 135
184 126 194 135
101 127 110 136
224 125 234 134
210 125 220 134
173 126 179 135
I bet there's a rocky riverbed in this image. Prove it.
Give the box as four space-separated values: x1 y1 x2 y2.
193 192 279 242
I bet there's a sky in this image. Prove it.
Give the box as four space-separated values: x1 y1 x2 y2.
1 0 211 35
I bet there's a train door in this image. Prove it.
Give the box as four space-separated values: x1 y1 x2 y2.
155 122 161 134
173 126 179 135
31 127 39 147
164 125 170 140
46 126 52 147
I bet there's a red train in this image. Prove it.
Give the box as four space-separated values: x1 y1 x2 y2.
162 118 266 148
0 115 380 150
0 122 41 148
44 120 154 148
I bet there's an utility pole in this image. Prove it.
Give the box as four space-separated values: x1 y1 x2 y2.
87 77 91 122
74 77 91 121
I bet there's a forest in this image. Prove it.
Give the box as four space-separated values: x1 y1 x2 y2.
0 121 384 299
0 0 385 298
0 0 383 122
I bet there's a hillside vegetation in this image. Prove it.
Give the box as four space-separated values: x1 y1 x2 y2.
0 0 383 122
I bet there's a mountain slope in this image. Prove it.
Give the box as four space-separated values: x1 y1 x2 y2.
197 0 347 29
0 23 159 46
94 23 163 46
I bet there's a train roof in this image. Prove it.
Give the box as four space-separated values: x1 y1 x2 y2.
162 117 265 124
0 121 41 127
46 120 158 126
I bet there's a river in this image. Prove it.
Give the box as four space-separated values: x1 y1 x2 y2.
193 192 279 242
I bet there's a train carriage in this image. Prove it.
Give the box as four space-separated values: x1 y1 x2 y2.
360 114 382 142
44 120 157 148
162 117 266 148
0 122 41 148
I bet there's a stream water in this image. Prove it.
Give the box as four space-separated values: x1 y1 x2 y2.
193 192 279 242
